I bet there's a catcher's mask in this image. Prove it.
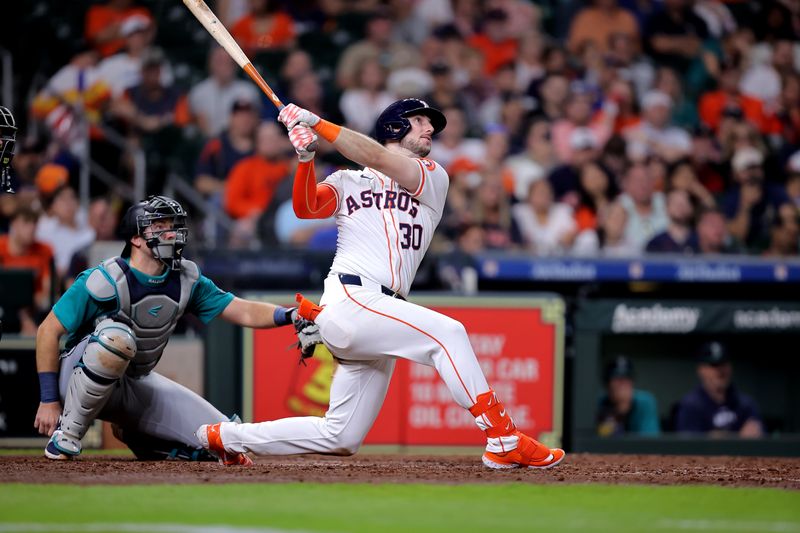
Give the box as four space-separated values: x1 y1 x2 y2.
120 195 188 271
0 106 17 194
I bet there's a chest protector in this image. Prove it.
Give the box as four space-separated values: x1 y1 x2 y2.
85 257 199 377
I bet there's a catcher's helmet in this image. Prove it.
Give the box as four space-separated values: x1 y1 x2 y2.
120 195 188 271
374 98 447 144
0 106 17 193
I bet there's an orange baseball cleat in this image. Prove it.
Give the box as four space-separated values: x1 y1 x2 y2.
482 431 565 470
196 423 254 466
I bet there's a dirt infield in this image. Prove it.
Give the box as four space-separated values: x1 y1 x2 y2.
2 453 799 489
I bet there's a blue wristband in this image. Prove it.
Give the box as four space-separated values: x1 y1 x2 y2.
273 306 294 327
38 372 59 403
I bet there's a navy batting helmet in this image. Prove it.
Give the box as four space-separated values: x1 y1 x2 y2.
374 99 447 144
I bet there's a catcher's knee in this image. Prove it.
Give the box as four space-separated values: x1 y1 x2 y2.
83 319 137 379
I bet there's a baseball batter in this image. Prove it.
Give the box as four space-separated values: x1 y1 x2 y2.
35 195 320 464
197 99 565 469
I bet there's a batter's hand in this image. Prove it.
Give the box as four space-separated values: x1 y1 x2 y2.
34 401 62 437
291 309 323 361
289 124 318 162
278 103 320 130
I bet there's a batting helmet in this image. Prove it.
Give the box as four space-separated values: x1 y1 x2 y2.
374 99 447 144
120 195 188 270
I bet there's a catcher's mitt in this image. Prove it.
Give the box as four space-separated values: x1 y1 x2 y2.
292 309 322 363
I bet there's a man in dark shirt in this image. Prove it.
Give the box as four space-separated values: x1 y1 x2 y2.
643 0 709 73
675 341 763 437
646 188 696 253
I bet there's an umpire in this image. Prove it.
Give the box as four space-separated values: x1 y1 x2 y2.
34 195 319 464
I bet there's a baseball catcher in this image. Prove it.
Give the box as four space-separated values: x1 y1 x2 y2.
34 195 321 464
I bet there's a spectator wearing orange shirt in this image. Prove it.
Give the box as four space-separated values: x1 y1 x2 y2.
0 206 54 335
224 122 292 248
699 64 779 135
467 9 519 76
84 0 153 58
231 0 296 55
568 0 640 56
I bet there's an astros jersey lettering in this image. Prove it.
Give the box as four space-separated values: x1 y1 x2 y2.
323 158 448 296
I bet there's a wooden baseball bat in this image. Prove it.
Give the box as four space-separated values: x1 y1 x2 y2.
182 0 284 110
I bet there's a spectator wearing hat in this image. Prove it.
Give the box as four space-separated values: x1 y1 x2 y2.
597 356 660 437
230 0 296 55
336 8 420 90
624 90 692 163
0 205 55 335
84 0 153 58
675 341 764 437
96 14 174 99
189 47 262 138
722 147 791 251
194 98 258 197
34 164 96 279
551 82 615 166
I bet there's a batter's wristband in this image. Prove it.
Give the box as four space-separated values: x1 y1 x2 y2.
273 306 295 327
38 371 59 403
313 120 341 143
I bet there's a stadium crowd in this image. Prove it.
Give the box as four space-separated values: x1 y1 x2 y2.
2 0 800 331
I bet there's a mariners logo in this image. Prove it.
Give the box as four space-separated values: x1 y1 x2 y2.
148 305 163 317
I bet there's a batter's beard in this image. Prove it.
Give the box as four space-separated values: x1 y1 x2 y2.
401 137 431 158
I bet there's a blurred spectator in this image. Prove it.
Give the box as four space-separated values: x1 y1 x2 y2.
467 9 519 76
552 84 614 165
763 206 800 258
230 0 296 54
606 79 642 135
423 63 473 123
693 0 737 39
340 58 396 134
189 47 261 138
430 107 485 171
194 98 257 197
619 162 669 251
112 48 188 136
676 341 764 438
84 0 153 58
548 127 601 205
722 147 790 251
96 15 174 99
529 73 569 123
514 31 547 94
505 118 554 201
513 179 576 255
573 200 640 257
277 49 314 97
31 46 111 154
472 175 521 250
653 66 698 130
786 152 800 209
698 64 776 134
65 196 124 279
337 8 420 90
739 39 795 109
597 356 661 437
568 0 639 56
486 0 541 39
772 73 800 149
645 189 696 253
624 90 692 163
34 165 95 279
608 32 656 102
0 205 54 335
690 206 741 254
574 161 616 232
224 122 291 247
668 160 716 209
643 0 709 74
274 198 335 247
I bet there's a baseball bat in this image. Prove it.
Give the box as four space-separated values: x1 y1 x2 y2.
182 0 283 109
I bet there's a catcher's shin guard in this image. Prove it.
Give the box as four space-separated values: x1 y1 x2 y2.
55 320 136 456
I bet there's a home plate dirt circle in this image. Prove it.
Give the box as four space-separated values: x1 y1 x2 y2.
2 453 799 488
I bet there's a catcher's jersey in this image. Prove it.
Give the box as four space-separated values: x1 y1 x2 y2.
323 158 449 298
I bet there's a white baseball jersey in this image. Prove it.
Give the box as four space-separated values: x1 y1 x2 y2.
322 158 449 297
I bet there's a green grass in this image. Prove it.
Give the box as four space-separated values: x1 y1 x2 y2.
1 483 799 533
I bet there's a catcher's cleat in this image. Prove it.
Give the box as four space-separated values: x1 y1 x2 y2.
482 431 565 470
44 430 81 460
196 423 253 466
